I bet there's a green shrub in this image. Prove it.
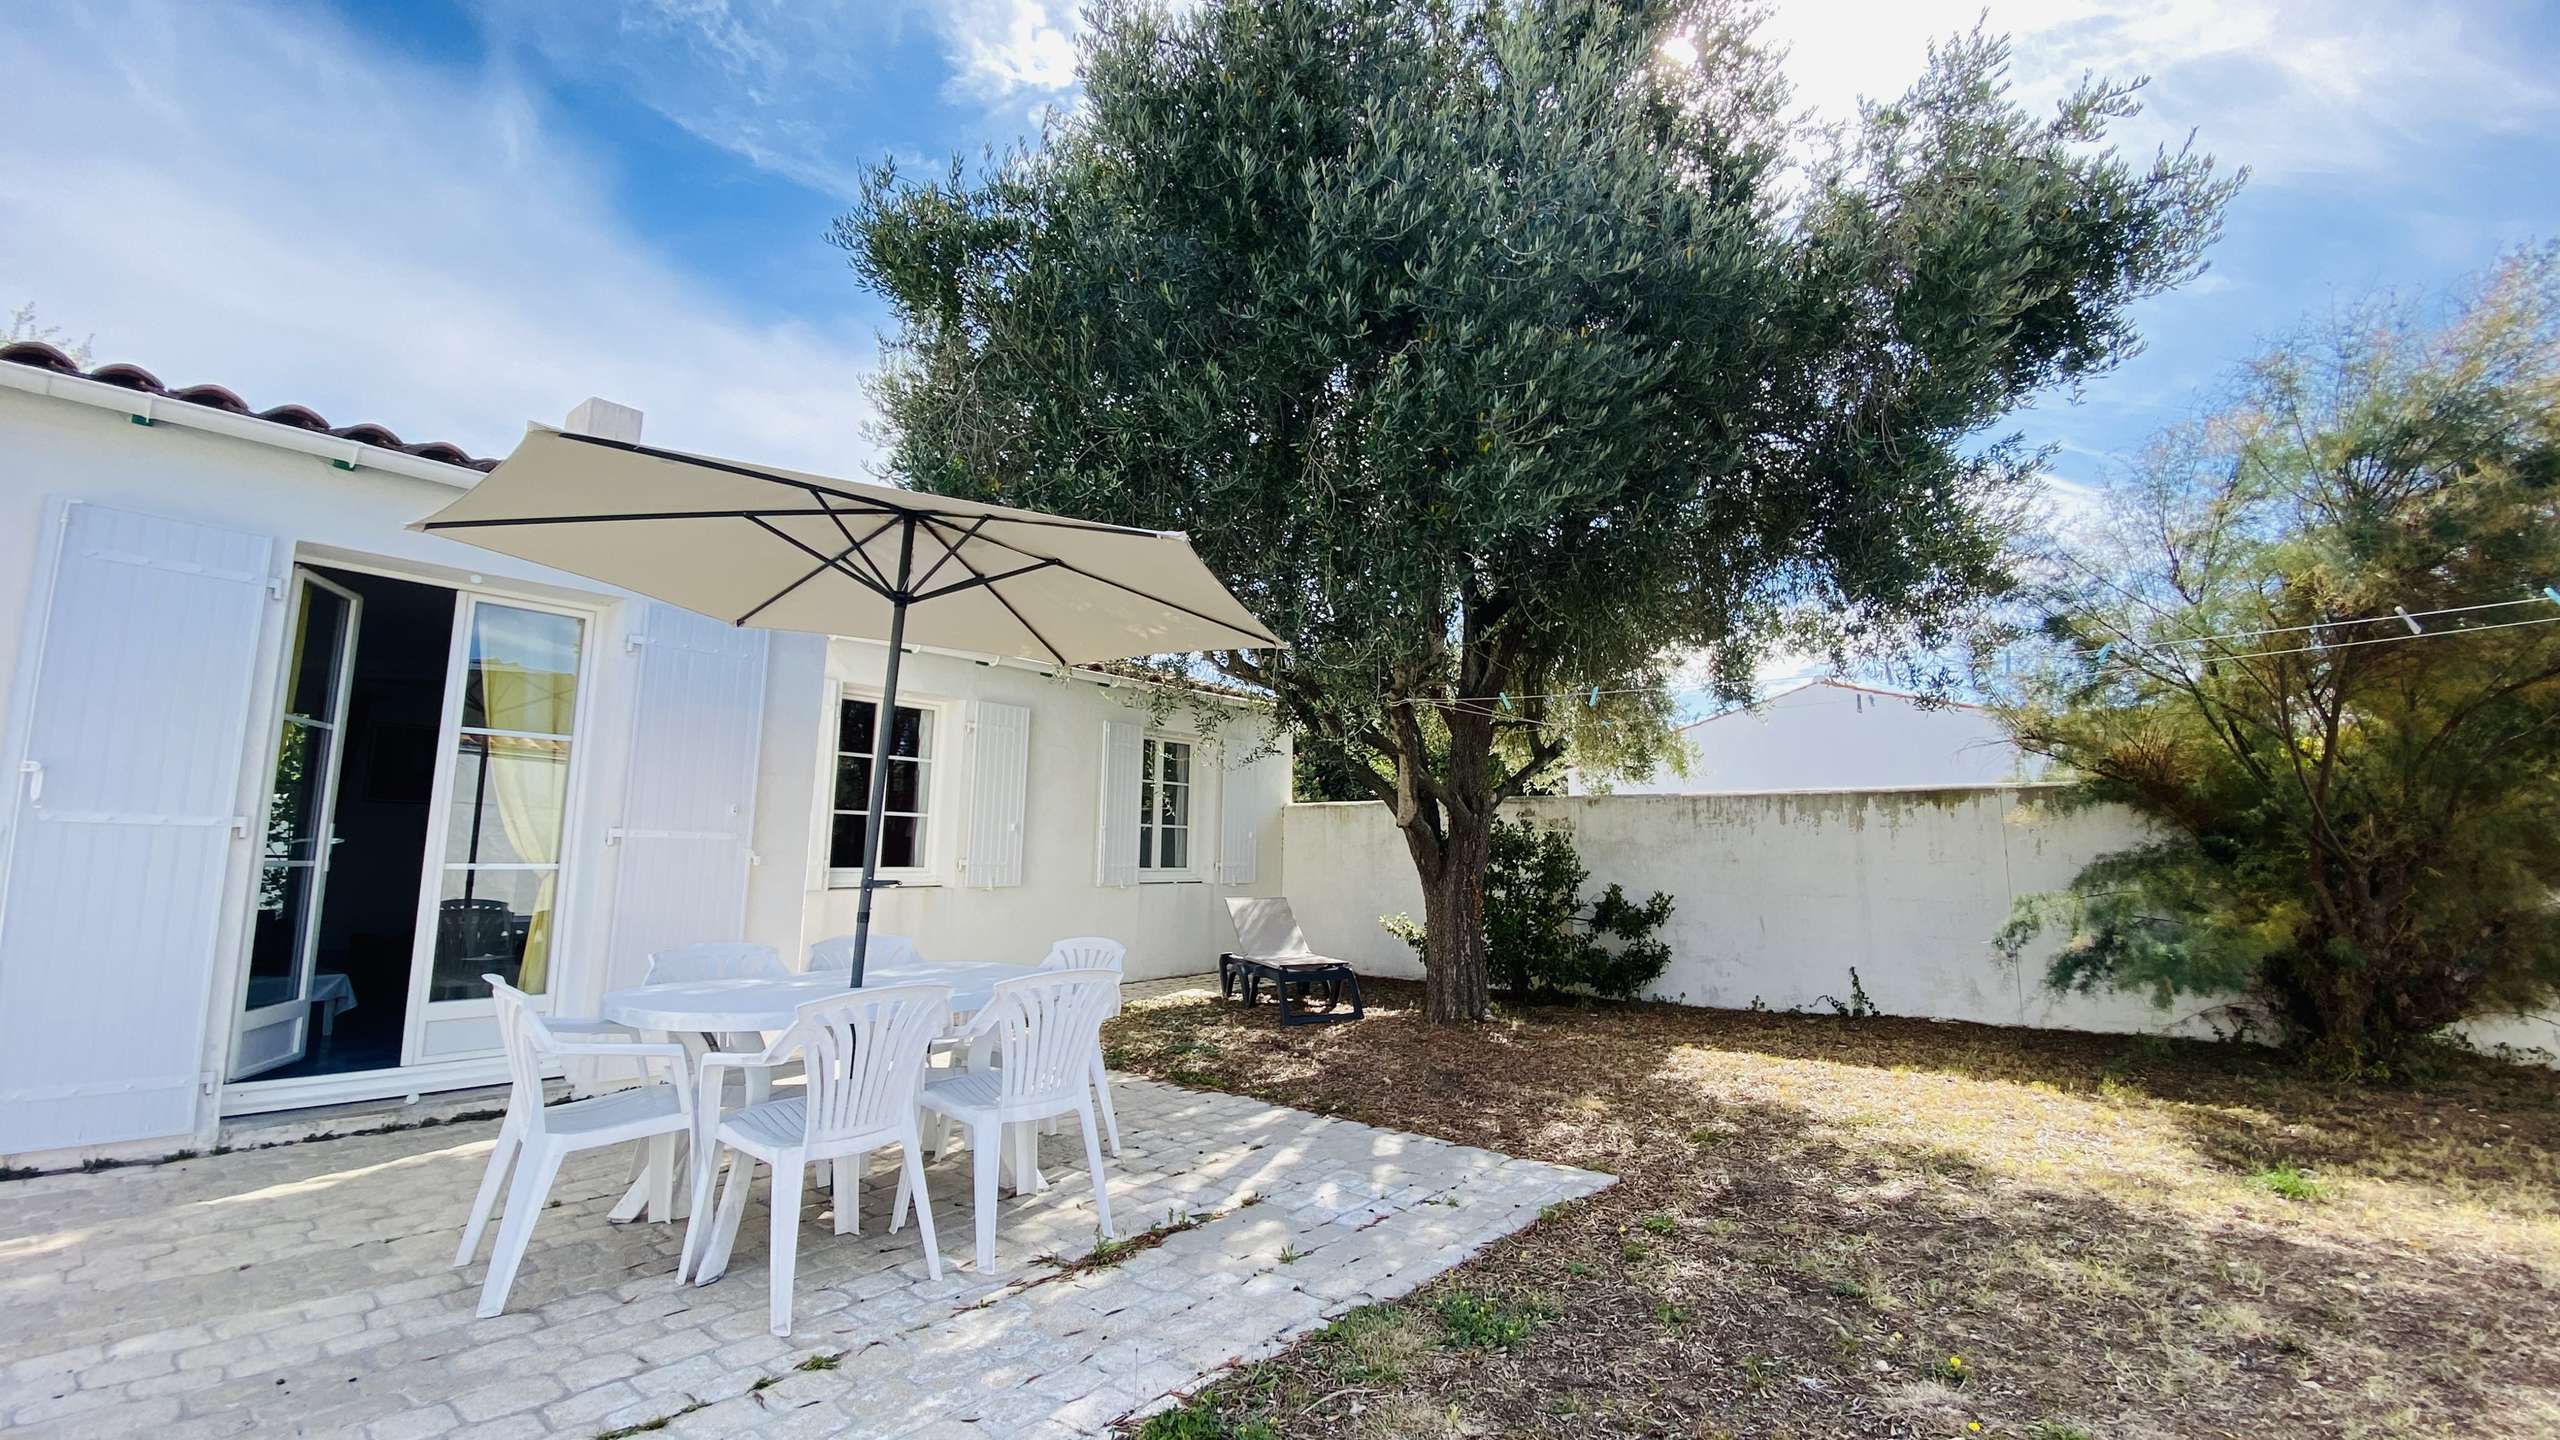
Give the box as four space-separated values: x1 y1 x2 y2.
1386 815 1673 1000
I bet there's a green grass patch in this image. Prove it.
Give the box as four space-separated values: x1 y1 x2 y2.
2250 1164 2331 1202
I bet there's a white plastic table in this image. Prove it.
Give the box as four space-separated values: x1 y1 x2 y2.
599 960 1054 1222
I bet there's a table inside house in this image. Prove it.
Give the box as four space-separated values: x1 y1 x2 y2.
599 959 1055 1221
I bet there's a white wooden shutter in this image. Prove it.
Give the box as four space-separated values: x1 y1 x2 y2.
603 602 768 989
1096 718 1141 887
964 700 1030 888
1217 743 1274 885
0 502 275 1154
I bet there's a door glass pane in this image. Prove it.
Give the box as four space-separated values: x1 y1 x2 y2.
288 584 349 719
462 605 582 734
430 869 556 999
247 862 312 1004
446 735 570 865
264 720 333 864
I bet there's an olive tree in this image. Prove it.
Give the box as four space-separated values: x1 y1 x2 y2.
835 0 2235 1019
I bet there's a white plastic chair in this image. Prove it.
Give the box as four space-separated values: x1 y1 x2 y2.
900 970 1120 1273
807 932 923 974
679 984 952 1336
461 976 695 1318
1039 937 1127 1156
454 1007 648 1267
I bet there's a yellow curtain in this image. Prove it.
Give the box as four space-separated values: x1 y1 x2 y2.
479 668 569 993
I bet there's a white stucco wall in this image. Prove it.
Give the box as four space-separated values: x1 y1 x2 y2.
1584 680 2036 794
743 637 1290 984
1283 789 2560 1057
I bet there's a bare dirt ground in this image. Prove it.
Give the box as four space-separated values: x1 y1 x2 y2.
1103 980 2560 1440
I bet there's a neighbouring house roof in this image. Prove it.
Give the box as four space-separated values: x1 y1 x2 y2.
1679 676 1986 732
0 340 500 471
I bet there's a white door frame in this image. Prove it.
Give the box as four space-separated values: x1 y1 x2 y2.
219 556 612 1111
400 588 605 1064
229 567 364 1079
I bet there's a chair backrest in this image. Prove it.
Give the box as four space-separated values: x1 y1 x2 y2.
1226 897 1312 958
808 932 923 974
647 942 786 984
1040 936 1126 973
782 984 952 1149
486 974 559 1136
975 970 1121 1105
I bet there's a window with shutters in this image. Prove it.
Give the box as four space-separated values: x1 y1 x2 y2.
827 688 947 886
1137 735 1197 878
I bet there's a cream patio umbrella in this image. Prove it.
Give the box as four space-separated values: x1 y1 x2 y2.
412 426 1282 983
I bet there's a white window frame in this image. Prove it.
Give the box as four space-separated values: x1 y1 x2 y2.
826 684 950 889
1137 732 1202 882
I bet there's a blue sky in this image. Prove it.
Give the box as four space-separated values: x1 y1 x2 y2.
5 1 2556 519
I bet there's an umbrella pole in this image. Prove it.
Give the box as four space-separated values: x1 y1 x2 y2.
849 518 918 989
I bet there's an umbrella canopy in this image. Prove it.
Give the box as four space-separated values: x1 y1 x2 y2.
412 426 1282 983
410 427 1281 662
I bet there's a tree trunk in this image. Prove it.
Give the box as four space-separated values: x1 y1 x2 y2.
1406 805 1493 1022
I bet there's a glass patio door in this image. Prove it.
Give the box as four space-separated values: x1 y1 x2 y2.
232 569 362 1079
404 596 588 1061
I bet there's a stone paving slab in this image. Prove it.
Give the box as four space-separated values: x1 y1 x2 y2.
0 1073 1609 1438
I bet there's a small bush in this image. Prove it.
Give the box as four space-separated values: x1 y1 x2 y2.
1385 815 1673 1000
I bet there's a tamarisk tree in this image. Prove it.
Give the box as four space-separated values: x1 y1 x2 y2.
835 0 2235 1020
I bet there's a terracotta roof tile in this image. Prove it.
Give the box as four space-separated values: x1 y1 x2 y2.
0 341 499 471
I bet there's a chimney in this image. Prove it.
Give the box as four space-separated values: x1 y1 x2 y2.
564 396 644 443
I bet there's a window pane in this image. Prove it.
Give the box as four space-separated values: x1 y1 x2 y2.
430 869 555 999
462 605 582 734
835 755 871 809
288 583 348 719
840 699 875 757
1159 776 1188 829
264 720 333 864
885 757 926 812
1163 741 1190 786
830 812 922 870
247 862 311 1002
1159 827 1186 871
1139 825 1153 870
446 735 570 865
839 700 930 760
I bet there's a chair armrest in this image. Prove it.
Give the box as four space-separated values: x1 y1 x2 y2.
549 1018 637 1039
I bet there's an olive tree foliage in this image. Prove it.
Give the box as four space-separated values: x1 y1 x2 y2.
834 0 2236 1020
1993 251 2560 1073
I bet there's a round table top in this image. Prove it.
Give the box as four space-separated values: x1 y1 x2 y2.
602 959 1050 1033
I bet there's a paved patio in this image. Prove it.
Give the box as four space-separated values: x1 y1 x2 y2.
0 1064 1607 1438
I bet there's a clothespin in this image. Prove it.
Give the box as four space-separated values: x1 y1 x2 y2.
2393 607 2423 635
1587 685 1600 708
1499 692 1513 712
2541 586 2560 608
2095 641 2114 663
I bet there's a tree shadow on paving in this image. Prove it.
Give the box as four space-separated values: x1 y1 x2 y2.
1106 983 2560 1439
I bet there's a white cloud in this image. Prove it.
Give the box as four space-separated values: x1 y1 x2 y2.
934 0 1080 103
1755 0 2556 182
0 1 879 475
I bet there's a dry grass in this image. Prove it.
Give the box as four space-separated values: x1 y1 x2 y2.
1106 980 2560 1439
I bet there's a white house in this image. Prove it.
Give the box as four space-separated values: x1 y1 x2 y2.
1575 677 2037 794
0 343 1289 1168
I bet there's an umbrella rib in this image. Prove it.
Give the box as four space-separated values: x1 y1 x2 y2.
806 489 901 592
551 431 1172 537
746 516 896 603
927 518 1286 649
421 507 860 530
913 557 1060 603
736 533 875 626
915 516 1071 668
908 515 989 595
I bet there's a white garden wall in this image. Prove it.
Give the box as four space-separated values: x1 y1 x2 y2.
1284 788 2560 1056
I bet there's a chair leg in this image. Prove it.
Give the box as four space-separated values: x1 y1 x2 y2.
677 1143 726 1283
833 1151 861 1235
971 1120 1000 1272
899 1132 942 1281
1074 1098 1115 1241
699 1154 756 1284
768 1155 804 1338
645 1133 678 1222
454 1115 519 1267
476 1140 564 1318
606 1136 652 1223
1088 1052 1123 1157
